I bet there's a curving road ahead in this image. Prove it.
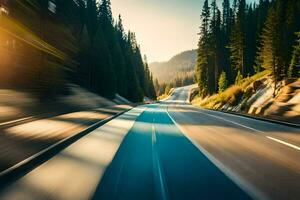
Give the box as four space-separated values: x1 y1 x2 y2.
166 85 300 200
0 85 299 200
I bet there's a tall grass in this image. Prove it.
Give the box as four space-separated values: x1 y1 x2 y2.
192 70 270 109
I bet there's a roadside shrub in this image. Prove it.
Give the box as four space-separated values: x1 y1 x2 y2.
243 86 254 100
222 85 243 105
241 70 269 89
193 70 270 109
218 71 228 93
235 71 243 85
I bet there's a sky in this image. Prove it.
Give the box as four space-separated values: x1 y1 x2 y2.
111 0 257 62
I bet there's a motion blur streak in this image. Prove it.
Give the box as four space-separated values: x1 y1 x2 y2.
0 108 145 200
0 16 68 61
0 106 129 172
0 0 78 96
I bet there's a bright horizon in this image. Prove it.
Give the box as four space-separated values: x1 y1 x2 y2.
111 0 257 63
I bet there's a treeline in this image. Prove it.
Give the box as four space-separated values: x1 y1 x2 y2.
149 49 197 83
0 0 156 102
196 0 300 96
154 72 194 96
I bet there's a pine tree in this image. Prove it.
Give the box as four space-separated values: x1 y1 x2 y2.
277 0 300 77
123 31 143 102
77 25 90 87
143 55 151 97
209 0 221 93
221 0 233 84
93 28 116 98
115 15 129 96
154 78 160 96
245 4 256 76
116 15 125 44
196 0 210 96
233 0 238 16
258 7 281 96
195 0 299 100
99 0 113 24
142 55 156 99
149 73 157 99
222 0 231 35
235 70 243 85
86 0 98 41
135 47 146 94
255 0 271 73
289 32 300 78
218 71 228 93
229 0 246 77
99 0 127 97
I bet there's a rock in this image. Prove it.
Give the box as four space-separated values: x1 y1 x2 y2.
253 80 264 92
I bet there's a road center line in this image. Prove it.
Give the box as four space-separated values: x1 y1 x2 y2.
164 108 267 200
151 112 168 200
195 109 264 133
189 108 300 152
266 136 300 151
152 118 157 144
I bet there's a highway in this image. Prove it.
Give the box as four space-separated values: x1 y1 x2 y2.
0 85 299 200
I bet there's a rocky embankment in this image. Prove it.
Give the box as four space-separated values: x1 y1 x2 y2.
191 74 300 125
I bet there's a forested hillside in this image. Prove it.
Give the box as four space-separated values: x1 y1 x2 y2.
150 50 196 83
196 0 300 96
150 50 196 96
0 0 156 102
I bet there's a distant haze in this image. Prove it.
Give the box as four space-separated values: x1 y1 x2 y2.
149 50 197 83
111 0 258 62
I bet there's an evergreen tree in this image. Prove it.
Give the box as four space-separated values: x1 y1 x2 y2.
209 0 221 93
86 0 98 41
149 74 157 99
221 0 233 84
123 31 143 102
92 27 116 98
99 0 113 23
255 0 271 72
143 55 156 99
277 0 300 77
129 33 146 97
196 0 210 96
245 4 256 76
232 0 238 16
195 0 299 100
258 7 281 96
222 0 231 35
99 0 126 97
229 0 246 78
235 70 243 85
218 71 228 93
289 32 300 78
77 25 90 87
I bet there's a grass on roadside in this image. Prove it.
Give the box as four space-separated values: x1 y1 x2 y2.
157 88 175 100
192 70 270 109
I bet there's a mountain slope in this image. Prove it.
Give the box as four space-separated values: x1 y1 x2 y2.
149 50 197 83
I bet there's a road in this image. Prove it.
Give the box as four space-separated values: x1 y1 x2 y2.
0 85 299 200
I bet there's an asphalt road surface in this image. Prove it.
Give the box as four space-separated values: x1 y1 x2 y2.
0 85 299 200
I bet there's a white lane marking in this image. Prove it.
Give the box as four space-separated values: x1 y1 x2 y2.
0 116 34 126
165 109 269 200
267 136 300 151
152 113 168 200
152 117 157 143
195 108 300 151
195 109 264 133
